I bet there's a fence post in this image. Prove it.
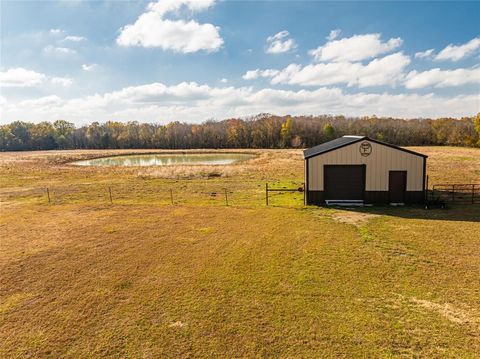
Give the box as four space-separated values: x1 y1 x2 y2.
224 188 229 206
170 189 174 205
425 175 429 204
303 182 306 206
108 187 113 204
265 182 268 206
46 187 51 203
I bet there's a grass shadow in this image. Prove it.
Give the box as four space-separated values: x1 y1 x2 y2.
326 204 480 223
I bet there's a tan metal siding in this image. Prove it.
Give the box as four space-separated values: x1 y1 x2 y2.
308 140 424 191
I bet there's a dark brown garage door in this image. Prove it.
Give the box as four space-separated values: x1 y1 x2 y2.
324 165 365 200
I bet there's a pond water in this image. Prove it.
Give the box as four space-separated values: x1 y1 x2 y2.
73 153 255 167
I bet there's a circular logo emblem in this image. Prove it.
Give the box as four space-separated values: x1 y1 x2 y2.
359 141 372 157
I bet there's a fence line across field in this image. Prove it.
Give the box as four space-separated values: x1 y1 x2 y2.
3 182 479 207
42 185 232 206
24 181 303 207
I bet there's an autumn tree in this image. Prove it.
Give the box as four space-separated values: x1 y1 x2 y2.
474 112 480 146
1 114 478 151
323 123 335 141
53 120 75 149
280 116 293 148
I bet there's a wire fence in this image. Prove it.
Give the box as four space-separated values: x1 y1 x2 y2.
5 181 479 208
1 180 306 208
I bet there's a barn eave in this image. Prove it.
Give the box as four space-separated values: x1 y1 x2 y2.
303 136 428 159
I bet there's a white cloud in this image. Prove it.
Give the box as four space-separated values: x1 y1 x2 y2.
309 33 403 62
0 68 46 87
63 35 86 42
242 69 280 80
116 0 223 53
82 63 97 71
43 45 76 55
415 49 434 59
404 67 480 89
147 0 215 16
20 95 63 107
242 70 259 80
245 52 411 88
327 29 341 41
435 37 480 62
49 28 64 35
265 30 297 54
104 82 216 104
50 77 73 87
2 81 478 124
0 68 73 88
220 78 228 83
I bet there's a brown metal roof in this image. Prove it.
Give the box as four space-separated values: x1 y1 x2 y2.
303 136 427 159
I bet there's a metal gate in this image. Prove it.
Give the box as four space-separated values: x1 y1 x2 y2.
429 184 480 204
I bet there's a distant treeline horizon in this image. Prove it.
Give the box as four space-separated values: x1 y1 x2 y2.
1 113 479 151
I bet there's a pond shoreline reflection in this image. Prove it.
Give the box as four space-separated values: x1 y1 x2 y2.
72 153 255 167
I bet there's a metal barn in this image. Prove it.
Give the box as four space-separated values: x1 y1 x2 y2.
304 136 427 205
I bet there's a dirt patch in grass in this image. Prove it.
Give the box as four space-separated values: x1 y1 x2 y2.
331 209 381 227
409 297 479 328
168 321 187 329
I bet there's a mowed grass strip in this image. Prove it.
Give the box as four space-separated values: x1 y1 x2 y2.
1 203 479 358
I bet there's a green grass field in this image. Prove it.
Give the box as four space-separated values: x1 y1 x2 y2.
1 147 479 358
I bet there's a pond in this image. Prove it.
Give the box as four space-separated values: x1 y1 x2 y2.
73 153 255 167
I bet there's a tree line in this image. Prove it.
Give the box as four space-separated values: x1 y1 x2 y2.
1 113 479 151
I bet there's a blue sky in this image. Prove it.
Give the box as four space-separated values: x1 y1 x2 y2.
1 0 479 125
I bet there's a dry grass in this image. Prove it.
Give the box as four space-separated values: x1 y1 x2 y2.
0 146 479 357
410 146 480 184
1 146 477 187
2 204 479 358
138 164 241 179
136 150 302 180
